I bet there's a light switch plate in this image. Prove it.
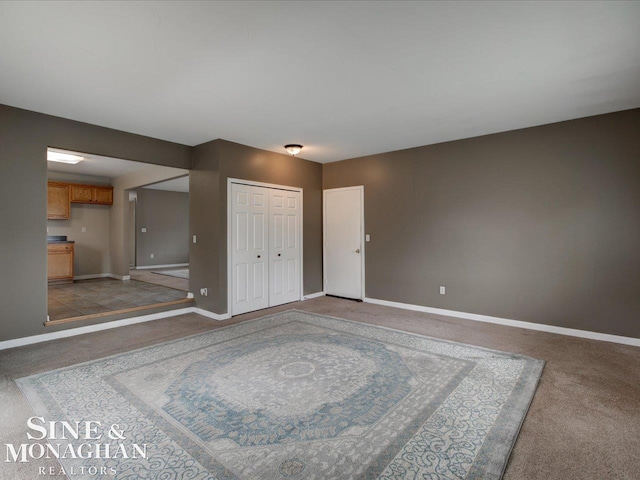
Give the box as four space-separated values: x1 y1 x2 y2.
141 227 147 233
365 234 371 242
192 235 197 244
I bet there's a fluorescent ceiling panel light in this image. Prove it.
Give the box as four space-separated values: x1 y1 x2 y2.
47 151 84 164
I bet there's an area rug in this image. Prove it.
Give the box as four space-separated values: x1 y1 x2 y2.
152 268 189 279
16 310 543 479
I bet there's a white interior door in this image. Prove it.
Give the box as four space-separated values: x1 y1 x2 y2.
231 183 269 315
323 186 364 300
269 189 301 306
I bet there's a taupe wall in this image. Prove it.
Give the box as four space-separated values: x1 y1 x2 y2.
323 109 640 338
0 104 191 342
190 140 323 314
135 188 189 267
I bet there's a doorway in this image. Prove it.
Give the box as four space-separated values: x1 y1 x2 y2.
323 186 365 300
228 179 303 316
46 148 192 324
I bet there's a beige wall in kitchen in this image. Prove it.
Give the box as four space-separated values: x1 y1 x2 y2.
47 172 112 277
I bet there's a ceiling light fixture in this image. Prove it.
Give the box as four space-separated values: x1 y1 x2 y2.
47 151 84 164
284 144 303 156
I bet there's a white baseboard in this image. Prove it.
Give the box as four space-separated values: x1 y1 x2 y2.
191 308 230 321
134 263 189 270
0 305 233 351
303 291 325 300
364 297 640 347
0 308 195 351
74 273 111 280
73 273 131 281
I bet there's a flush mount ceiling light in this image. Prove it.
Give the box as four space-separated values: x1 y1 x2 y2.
284 144 303 156
47 151 84 164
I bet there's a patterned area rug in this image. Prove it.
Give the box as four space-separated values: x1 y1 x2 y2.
17 310 543 479
152 268 189 279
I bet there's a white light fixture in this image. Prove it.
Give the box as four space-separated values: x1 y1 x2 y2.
47 151 84 164
284 144 303 156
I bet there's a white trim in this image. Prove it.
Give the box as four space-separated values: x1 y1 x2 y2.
133 263 189 270
227 178 304 317
191 308 230 321
364 297 640 347
303 291 325 300
72 273 131 281
0 308 194 351
227 178 303 192
323 186 366 300
74 273 111 280
0 306 231 351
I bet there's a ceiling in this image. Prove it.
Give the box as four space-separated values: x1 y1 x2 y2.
143 176 189 193
47 148 162 178
2 1 640 163
47 149 189 192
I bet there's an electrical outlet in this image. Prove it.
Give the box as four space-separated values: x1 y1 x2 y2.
150 253 154 259
81 227 86 232
200 288 208 297
141 227 147 233
440 286 446 295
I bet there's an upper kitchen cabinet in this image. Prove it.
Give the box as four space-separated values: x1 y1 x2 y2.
70 184 114 205
47 182 70 220
92 186 113 205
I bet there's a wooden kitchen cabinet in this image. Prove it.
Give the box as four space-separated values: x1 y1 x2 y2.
70 183 114 205
93 186 113 204
70 184 93 203
47 243 74 283
47 182 70 219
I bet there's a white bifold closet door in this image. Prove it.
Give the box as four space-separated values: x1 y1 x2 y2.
231 183 301 316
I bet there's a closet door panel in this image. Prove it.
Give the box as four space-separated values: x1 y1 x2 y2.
231 184 269 315
269 190 301 306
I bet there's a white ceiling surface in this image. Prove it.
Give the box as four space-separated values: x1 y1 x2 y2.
143 176 189 193
47 149 189 191
2 2 640 163
47 149 164 178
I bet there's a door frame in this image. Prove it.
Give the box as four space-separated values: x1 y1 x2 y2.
323 185 365 300
227 178 304 316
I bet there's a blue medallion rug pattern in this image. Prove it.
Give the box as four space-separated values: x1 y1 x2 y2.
16 310 543 479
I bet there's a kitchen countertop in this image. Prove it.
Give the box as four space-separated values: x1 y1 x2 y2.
47 235 74 244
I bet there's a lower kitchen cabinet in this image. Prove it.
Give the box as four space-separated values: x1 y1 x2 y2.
47 243 74 283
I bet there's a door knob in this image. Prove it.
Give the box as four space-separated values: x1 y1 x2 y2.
355 249 360 254
257 255 261 258
278 253 281 257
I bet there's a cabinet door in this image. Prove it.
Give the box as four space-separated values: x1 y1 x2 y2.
47 183 70 219
70 184 93 203
93 187 113 205
48 245 74 280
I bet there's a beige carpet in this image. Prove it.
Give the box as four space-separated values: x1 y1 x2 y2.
1 296 639 479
